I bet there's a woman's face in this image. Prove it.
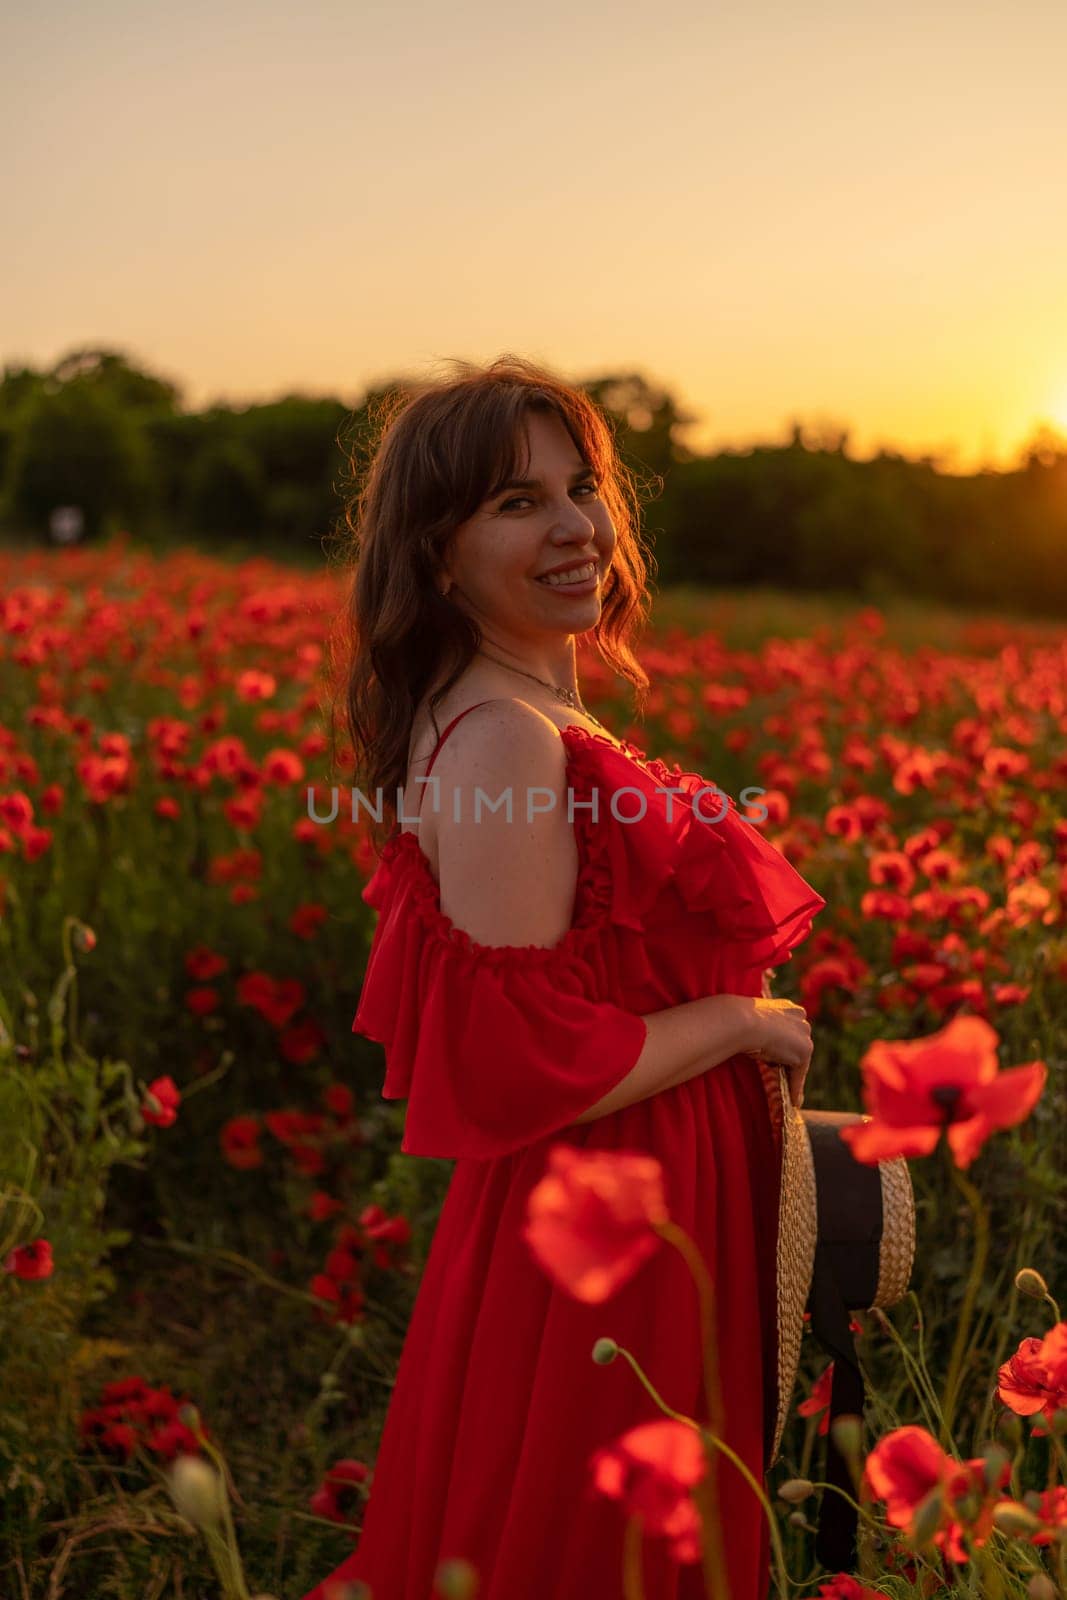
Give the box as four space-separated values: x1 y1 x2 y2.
439 410 617 645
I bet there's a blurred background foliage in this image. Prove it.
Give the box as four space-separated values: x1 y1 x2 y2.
2 346 1066 617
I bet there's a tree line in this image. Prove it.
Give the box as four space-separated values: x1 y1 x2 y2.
1 347 1064 616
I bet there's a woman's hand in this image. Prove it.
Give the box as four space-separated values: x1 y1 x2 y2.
747 996 814 1109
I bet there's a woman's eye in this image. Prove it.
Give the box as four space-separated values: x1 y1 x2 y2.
500 483 599 512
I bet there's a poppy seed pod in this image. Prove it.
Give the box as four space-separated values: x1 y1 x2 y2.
992 1500 1041 1536
908 1485 945 1549
169 1454 225 1528
434 1558 479 1599
829 1413 863 1460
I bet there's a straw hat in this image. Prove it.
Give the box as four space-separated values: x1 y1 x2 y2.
758 1064 916 1568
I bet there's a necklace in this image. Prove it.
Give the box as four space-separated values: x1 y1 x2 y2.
476 649 615 738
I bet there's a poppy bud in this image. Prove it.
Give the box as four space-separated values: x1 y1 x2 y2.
996 1410 1023 1448
434 1558 478 1598
168 1455 225 1528
908 1485 944 1548
1028 1576 1058 1600
829 1413 863 1461
954 1489 983 1524
178 1403 202 1433
992 1500 1041 1536
777 1477 814 1503
592 1338 618 1364
981 1443 1011 1490
787 1510 809 1528
1014 1268 1049 1298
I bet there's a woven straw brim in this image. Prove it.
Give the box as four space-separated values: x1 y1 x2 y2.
767 1066 818 1469
763 1068 916 1468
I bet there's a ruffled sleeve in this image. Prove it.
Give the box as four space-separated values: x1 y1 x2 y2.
674 791 827 972
352 831 648 1161
566 734 827 978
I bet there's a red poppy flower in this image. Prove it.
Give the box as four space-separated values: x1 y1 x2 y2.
308 1190 344 1222
589 1419 707 1564
265 1109 325 1144
4 1238 54 1280
324 1247 359 1284
522 1144 669 1303
797 1361 834 1436
291 902 328 939
224 790 264 830
997 1323 1067 1424
839 1015 1046 1168
141 1075 181 1128
323 1082 355 1119
235 670 277 702
804 1578 884 1600
220 1114 264 1169
79 1414 138 1459
279 1016 327 1066
146 1416 202 1461
100 1376 151 1406
185 945 228 981
0 792 34 832
186 986 220 1017
864 1425 1010 1564
22 825 52 861
310 1275 365 1326
1028 1485 1067 1546
236 971 306 1028
263 748 305 784
310 1458 370 1526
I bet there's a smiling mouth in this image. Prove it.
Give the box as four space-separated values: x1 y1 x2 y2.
535 561 599 588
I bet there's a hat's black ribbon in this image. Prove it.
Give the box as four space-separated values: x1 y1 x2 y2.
807 1240 868 1571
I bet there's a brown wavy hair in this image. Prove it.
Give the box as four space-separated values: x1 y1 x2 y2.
325 354 658 853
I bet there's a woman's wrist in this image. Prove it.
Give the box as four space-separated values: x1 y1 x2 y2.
703 993 762 1064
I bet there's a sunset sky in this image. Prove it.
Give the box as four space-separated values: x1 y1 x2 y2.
5 0 1067 472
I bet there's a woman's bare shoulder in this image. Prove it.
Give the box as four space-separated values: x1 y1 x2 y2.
406 695 570 881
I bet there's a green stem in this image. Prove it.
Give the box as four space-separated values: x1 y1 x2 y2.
622 1515 646 1600
872 1298 944 1435
60 915 80 1057
939 1143 990 1450
191 1429 251 1600
654 1220 731 1599
607 1345 792 1599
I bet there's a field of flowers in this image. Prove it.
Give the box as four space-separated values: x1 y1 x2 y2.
1 532 1065 1599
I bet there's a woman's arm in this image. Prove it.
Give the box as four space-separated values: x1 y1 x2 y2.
426 701 764 1127
572 993 759 1124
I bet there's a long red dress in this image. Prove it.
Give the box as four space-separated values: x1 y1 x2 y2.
303 707 826 1600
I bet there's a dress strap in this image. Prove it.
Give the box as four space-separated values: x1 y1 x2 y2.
424 700 496 776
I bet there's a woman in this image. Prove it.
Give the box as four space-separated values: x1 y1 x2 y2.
305 355 824 1600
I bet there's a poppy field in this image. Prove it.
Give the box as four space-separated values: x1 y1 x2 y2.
1 534 1065 1598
